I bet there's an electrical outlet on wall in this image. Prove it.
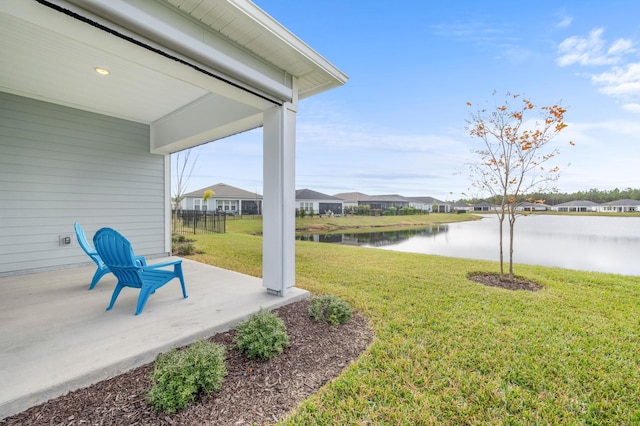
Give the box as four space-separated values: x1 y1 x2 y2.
59 235 73 246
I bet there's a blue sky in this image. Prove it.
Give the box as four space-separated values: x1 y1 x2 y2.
177 0 640 201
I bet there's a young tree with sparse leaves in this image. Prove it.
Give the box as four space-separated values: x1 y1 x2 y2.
172 148 198 211
466 92 573 281
171 149 199 232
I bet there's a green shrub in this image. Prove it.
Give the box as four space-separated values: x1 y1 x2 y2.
357 204 371 215
172 234 188 243
147 340 227 414
172 234 197 256
383 206 397 216
232 309 289 360
308 294 353 325
399 206 418 215
174 242 195 256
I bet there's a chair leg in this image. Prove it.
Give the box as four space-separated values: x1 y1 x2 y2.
176 264 188 298
135 287 154 315
89 267 110 290
106 284 125 311
179 277 188 299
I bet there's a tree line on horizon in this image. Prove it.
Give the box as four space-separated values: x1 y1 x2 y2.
460 187 640 206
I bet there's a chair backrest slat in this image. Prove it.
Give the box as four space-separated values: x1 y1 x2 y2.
74 222 105 268
94 228 144 288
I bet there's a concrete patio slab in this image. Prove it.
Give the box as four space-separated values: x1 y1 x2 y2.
0 258 308 419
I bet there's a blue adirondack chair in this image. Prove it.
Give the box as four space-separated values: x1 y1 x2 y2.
93 227 187 315
74 222 146 290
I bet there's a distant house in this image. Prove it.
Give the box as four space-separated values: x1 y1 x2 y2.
364 194 411 211
333 192 371 209
183 183 262 216
596 199 640 213
333 192 415 213
549 200 599 212
450 201 472 213
517 202 549 212
296 189 343 215
472 202 494 212
407 196 448 213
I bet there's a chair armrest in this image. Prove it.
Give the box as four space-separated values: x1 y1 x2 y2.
134 256 147 266
142 259 182 270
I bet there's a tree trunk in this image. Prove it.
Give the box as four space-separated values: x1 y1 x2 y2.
508 220 515 280
508 212 516 281
498 214 505 280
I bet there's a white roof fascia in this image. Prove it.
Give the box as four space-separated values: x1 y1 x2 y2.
62 0 293 102
228 0 349 87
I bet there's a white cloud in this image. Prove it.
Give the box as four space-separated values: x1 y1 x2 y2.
291 104 475 197
501 46 534 62
556 16 573 29
622 103 640 113
432 21 505 42
581 118 640 136
608 38 634 56
556 28 633 66
556 28 640 107
591 63 640 98
552 119 640 192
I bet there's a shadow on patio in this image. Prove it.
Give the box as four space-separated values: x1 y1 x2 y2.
0 258 308 419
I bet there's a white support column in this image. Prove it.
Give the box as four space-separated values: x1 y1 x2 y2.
163 154 172 255
262 102 296 295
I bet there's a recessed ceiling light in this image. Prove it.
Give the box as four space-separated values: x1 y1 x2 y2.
94 67 110 76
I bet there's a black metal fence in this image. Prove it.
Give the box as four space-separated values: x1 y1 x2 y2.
172 210 226 235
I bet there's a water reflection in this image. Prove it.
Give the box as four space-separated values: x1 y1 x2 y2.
296 215 640 276
296 224 449 247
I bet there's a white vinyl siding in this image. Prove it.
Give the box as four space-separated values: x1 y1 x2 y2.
0 92 166 275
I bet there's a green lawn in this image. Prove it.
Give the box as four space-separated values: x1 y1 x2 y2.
188 215 640 425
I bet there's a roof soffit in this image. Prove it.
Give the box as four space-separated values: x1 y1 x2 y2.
63 0 292 102
1 0 275 124
161 0 348 99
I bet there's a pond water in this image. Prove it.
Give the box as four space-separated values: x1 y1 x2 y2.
296 215 640 276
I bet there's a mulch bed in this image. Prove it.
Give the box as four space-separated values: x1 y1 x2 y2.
468 272 543 291
1 300 373 426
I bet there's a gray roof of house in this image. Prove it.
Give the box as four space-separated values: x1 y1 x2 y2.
599 199 640 206
185 183 262 199
553 200 599 207
296 188 342 201
367 194 411 202
407 196 445 204
333 192 371 202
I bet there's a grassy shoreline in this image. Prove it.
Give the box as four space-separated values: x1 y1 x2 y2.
295 212 479 233
227 213 480 236
187 215 640 424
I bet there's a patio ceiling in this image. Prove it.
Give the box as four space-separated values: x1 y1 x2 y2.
0 0 347 137
2 1 215 124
